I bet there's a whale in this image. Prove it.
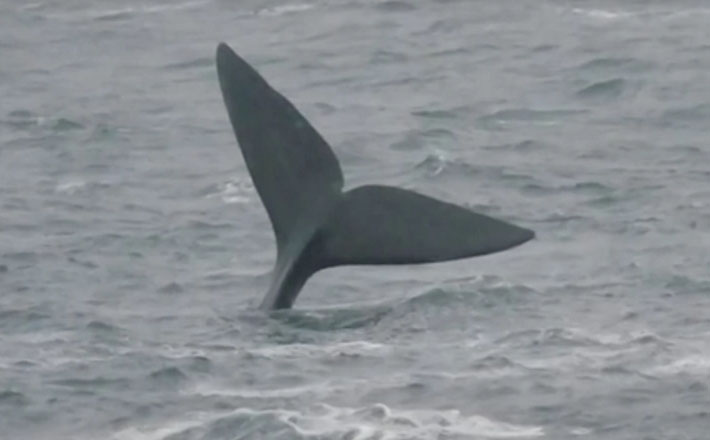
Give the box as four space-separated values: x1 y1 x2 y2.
215 42 534 310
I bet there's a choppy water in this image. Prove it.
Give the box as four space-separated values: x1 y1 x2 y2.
2 0 710 439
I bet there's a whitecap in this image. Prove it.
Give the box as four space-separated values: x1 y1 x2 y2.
570 8 635 20
247 340 389 359
272 403 544 439
55 180 87 194
190 380 343 399
646 355 710 376
112 403 544 440
257 3 315 16
49 0 208 22
416 150 449 176
205 177 254 204
140 0 209 14
20 2 44 10
111 419 204 440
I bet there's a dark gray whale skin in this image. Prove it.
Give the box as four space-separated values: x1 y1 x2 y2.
215 42 534 310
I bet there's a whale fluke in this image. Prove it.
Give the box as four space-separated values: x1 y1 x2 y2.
215 42 534 310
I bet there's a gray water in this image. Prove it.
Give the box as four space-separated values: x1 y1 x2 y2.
2 0 710 439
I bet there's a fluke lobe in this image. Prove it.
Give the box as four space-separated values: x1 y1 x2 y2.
215 42 534 310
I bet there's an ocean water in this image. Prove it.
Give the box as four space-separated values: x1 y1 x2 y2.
2 0 710 438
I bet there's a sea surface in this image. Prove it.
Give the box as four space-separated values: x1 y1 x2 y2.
2 0 710 439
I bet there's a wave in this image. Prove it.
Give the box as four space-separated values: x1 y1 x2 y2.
264 276 537 334
414 153 535 184
90 1 209 21
256 3 315 16
0 390 29 407
374 1 416 13
570 8 635 20
3 111 84 132
389 128 456 151
112 403 544 440
148 366 188 387
401 281 536 311
477 108 587 130
660 103 710 127
648 355 710 376
496 327 669 353
270 302 393 331
411 106 471 120
521 181 612 196
0 307 51 332
483 139 546 153
201 177 254 204
663 274 710 295
246 340 388 360
576 78 627 100
575 56 651 74
163 57 213 71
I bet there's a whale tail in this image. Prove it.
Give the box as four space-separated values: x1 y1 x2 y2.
215 42 534 310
